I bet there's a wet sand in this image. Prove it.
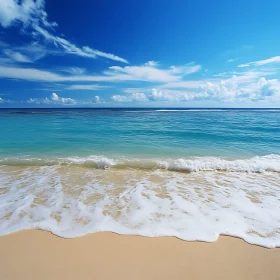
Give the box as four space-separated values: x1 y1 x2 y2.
0 230 279 280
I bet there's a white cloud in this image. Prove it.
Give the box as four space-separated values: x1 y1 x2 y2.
162 80 206 89
51 92 76 104
112 88 207 103
202 77 280 101
3 49 32 63
251 78 280 100
95 96 101 103
28 92 76 105
82 46 128 64
67 84 108 91
27 97 50 104
238 56 280 68
32 25 128 63
0 41 49 64
61 67 86 75
0 61 202 83
0 0 47 28
0 97 4 103
112 92 149 102
108 65 178 83
169 64 201 75
149 88 207 102
123 88 151 94
227 58 237 63
112 76 280 103
0 66 63 81
107 62 201 83
144 61 158 67
111 95 129 102
0 0 127 63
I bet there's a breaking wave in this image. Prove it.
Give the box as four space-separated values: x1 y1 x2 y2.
0 154 279 173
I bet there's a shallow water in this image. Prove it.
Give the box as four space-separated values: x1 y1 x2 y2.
0 108 279 247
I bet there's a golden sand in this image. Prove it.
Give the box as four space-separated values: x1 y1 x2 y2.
0 230 279 280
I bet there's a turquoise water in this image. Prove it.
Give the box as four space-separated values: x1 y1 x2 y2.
0 108 280 247
0 108 279 159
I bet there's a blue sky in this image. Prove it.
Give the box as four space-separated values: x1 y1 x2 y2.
0 0 280 107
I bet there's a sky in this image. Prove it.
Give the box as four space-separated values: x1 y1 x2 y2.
0 0 280 108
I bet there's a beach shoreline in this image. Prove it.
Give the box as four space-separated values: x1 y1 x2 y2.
0 230 279 280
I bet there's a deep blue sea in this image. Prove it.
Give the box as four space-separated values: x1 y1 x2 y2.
0 108 279 247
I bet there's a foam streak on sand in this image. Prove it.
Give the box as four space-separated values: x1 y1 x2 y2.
0 157 280 248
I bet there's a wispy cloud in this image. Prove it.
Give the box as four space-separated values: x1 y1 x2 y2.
0 61 202 83
161 80 206 89
82 46 128 64
238 56 280 68
106 62 201 83
0 0 127 63
227 58 237 63
67 84 108 91
61 67 86 75
3 49 33 63
0 42 49 64
169 63 202 75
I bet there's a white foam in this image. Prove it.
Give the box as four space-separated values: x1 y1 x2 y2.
0 164 280 247
1 154 280 172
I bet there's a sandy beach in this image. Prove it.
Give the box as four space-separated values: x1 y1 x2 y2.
0 230 279 280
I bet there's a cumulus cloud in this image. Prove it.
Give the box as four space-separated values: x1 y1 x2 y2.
238 56 280 68
112 92 149 102
27 97 50 104
112 77 280 103
149 88 205 101
251 78 280 100
0 0 127 63
144 61 158 67
111 89 207 103
95 96 101 103
51 92 76 104
202 77 280 101
28 92 76 105
27 93 103 105
0 97 4 103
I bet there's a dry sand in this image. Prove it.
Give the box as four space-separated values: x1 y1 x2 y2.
0 230 279 280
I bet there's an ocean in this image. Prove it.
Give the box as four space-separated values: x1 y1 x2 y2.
0 108 279 247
